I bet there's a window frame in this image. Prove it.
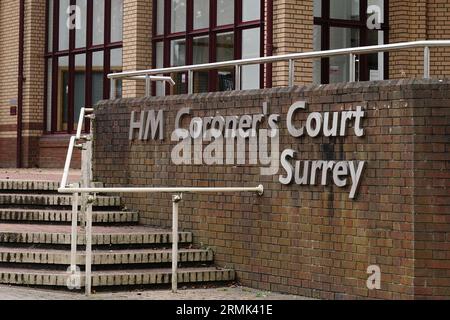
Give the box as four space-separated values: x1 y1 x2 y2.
152 0 265 94
314 0 389 84
44 0 123 134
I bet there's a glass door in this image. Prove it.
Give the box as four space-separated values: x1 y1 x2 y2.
313 0 388 84
329 27 360 83
366 0 385 81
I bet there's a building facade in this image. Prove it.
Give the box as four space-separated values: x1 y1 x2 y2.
0 0 449 168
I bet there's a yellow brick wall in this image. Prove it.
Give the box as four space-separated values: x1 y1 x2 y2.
388 0 427 79
122 0 152 98
427 0 450 77
22 0 46 166
0 0 50 167
0 0 20 137
23 0 45 127
388 0 450 79
272 0 314 87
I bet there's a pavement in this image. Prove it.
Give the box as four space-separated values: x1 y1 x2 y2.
0 284 312 300
0 168 80 183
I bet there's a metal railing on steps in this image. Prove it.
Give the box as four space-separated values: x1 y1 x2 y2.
59 102 264 296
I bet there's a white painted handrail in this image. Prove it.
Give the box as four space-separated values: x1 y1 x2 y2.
75 108 93 140
108 40 450 95
109 75 175 99
60 136 76 189
58 185 264 195
60 107 264 296
59 184 264 295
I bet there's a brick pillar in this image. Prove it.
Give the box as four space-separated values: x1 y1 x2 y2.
0 0 20 168
388 0 427 79
426 0 450 77
272 0 314 87
22 0 46 167
122 0 152 98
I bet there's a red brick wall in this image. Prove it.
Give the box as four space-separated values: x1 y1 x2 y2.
0 138 18 168
93 79 450 300
39 135 80 169
412 86 450 299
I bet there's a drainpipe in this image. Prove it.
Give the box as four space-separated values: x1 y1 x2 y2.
17 0 25 168
266 0 273 88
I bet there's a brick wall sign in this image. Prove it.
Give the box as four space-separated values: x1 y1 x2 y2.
127 100 366 199
93 80 450 300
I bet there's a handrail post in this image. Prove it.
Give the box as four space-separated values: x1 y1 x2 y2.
162 75 167 96
110 78 116 100
349 53 356 82
79 125 90 229
288 59 295 87
188 70 194 94
172 194 182 293
235 65 241 91
85 193 93 296
70 184 79 273
87 141 93 185
145 75 151 97
424 46 431 79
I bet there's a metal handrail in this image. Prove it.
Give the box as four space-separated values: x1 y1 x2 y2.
76 107 93 140
58 186 264 194
60 108 94 189
61 136 76 189
109 74 176 99
108 40 450 95
60 107 264 296
58 185 263 295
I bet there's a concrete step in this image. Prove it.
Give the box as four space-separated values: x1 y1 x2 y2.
0 180 61 192
0 208 138 224
0 193 121 207
0 180 104 192
0 266 235 287
0 224 192 245
0 247 213 265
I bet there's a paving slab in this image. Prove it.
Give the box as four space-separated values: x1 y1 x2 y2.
0 193 121 207
0 284 312 300
0 267 235 287
0 224 192 245
0 246 214 265
0 169 80 183
0 208 139 223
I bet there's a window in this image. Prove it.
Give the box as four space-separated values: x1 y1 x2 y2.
313 0 388 84
153 0 264 95
45 0 123 133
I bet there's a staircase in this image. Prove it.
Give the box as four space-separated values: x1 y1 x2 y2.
0 180 234 289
